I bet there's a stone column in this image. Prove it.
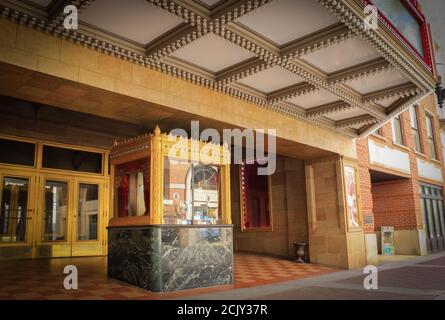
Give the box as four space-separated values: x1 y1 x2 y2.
305 155 366 269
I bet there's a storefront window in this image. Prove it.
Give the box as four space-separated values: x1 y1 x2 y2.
163 158 220 225
240 161 271 230
114 159 150 218
420 184 445 253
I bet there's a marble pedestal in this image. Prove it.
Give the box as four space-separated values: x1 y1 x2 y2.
107 225 233 292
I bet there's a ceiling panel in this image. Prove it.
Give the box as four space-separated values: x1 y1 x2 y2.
237 0 338 46
324 107 367 121
171 33 255 73
26 0 52 7
236 66 305 94
80 0 183 45
349 123 368 130
301 37 380 74
376 96 400 108
345 69 409 95
287 89 340 109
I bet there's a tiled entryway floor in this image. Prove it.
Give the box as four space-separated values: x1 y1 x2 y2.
0 253 336 300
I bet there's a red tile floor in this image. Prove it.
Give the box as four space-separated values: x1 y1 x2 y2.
0 253 337 300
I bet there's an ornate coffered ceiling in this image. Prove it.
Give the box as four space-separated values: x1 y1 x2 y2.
0 0 436 137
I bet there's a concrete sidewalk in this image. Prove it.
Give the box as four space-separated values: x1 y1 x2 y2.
181 252 445 300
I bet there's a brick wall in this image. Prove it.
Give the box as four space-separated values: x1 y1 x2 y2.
372 179 418 230
356 94 444 234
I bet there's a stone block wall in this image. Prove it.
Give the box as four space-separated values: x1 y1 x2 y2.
305 156 366 269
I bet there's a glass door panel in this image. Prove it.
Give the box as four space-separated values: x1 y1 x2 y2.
426 198 439 252
42 180 68 241
0 177 30 243
0 170 35 260
421 198 431 254
36 175 105 258
438 201 445 238
35 175 73 258
439 201 445 249
432 199 444 251
77 183 98 241
71 178 104 257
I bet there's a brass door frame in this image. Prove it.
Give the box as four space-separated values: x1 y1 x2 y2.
71 176 107 257
35 174 108 258
0 168 36 253
35 173 74 258
0 134 110 260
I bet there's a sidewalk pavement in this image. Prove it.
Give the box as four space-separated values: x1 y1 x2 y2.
181 252 445 300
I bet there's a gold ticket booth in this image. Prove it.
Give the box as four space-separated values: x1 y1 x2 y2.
107 127 234 292
0 135 109 260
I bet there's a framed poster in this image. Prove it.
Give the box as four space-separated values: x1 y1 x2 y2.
344 165 361 231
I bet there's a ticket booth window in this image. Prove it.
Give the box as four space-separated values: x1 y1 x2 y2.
108 127 231 227
163 159 221 225
114 159 150 218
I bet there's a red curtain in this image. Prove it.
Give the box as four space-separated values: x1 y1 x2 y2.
117 175 129 217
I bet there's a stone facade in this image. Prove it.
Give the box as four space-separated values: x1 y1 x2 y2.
0 18 356 160
0 17 371 271
231 155 366 270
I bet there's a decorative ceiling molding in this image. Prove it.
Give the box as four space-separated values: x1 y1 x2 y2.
44 0 92 36
272 101 357 137
145 24 197 59
359 0 432 73
46 0 91 32
306 102 353 118
162 56 215 81
215 57 265 84
336 114 377 129
228 82 267 101
363 83 419 104
0 0 435 137
224 22 280 56
359 89 433 137
317 0 434 92
268 83 315 103
282 23 353 58
328 57 390 84
282 59 386 120
384 95 414 115
146 0 274 63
